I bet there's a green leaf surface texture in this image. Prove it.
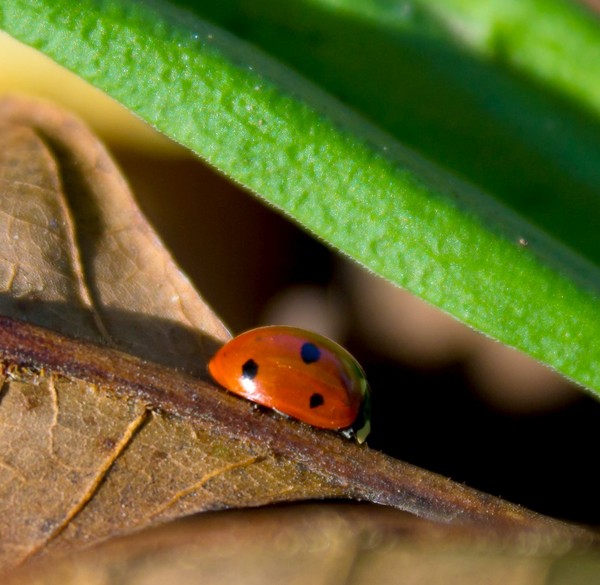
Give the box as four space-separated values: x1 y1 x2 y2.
2 0 600 394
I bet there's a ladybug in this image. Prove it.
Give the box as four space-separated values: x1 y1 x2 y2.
208 326 371 443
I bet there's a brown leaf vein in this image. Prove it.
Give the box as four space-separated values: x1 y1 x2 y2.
21 407 150 564
46 147 113 345
148 454 266 521
47 375 59 459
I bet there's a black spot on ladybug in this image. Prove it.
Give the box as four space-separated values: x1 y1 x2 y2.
242 359 258 379
301 342 321 364
309 393 324 408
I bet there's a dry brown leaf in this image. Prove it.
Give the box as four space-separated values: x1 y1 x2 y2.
7 504 600 585
0 96 596 577
0 94 229 375
0 363 346 571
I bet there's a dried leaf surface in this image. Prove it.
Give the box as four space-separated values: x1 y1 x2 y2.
0 96 595 576
0 94 229 374
0 367 344 570
8 505 600 585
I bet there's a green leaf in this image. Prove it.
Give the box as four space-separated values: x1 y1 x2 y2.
2 0 600 395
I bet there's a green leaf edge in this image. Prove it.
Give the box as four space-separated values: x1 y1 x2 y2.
1 0 600 395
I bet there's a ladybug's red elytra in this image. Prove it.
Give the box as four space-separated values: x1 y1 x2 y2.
208 326 371 443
